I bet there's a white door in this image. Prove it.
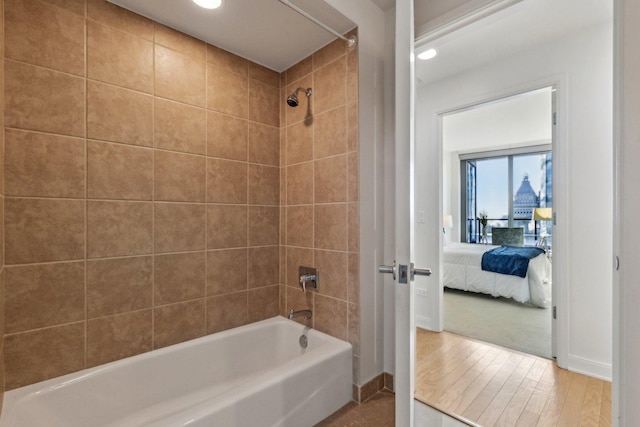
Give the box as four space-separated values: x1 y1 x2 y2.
380 1 426 426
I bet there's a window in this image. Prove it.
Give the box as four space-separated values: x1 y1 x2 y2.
461 148 552 247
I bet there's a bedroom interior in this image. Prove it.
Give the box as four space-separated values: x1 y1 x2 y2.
441 89 554 359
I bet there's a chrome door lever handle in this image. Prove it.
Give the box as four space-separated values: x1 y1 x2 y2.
411 263 431 280
378 260 397 280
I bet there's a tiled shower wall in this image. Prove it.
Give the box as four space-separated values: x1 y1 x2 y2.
279 34 360 383
2 0 282 390
1 0 360 394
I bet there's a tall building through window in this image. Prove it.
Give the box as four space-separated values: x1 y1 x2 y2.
461 149 552 246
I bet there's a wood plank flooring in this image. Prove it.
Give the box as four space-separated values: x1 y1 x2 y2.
415 329 612 427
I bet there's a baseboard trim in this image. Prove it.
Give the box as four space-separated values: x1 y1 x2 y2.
352 372 395 403
567 355 612 381
416 315 432 330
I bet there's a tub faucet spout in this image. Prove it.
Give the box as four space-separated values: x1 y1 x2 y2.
288 309 312 320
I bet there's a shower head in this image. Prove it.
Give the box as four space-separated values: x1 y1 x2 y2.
287 87 312 107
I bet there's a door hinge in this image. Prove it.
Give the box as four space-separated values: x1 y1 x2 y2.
553 306 557 319
553 112 557 125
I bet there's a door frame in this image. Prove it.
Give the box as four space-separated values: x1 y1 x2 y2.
435 84 561 362
414 67 571 368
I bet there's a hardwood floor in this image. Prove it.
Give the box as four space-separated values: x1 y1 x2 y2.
415 329 612 427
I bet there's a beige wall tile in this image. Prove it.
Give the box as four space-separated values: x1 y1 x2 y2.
5 60 85 137
4 322 85 390
206 45 248 76
87 310 152 368
286 121 313 165
154 203 206 253
314 294 347 341
279 284 287 317
5 262 85 333
347 101 359 152
248 164 279 206
286 206 313 248
314 57 346 115
206 158 247 204
248 206 279 246
280 175 287 219
285 75 313 126
286 163 313 205
248 285 279 322
348 151 359 202
207 65 248 118
206 205 247 249
154 23 206 61
207 112 248 161
348 203 359 253
39 0 85 15
5 129 85 198
314 204 347 251
87 21 153 93
87 0 154 40
155 99 206 155
285 57 312 86
280 128 287 166
286 247 313 288
315 106 347 158
206 292 248 333
154 252 206 305
154 300 206 349
87 256 153 318
87 81 153 147
5 198 85 265
155 151 206 203
155 45 206 107
314 155 347 203
315 249 347 300
87 201 153 258
249 79 279 127
313 39 346 70
88 140 153 200
248 62 279 87
5 0 85 75
348 253 359 304
279 245 286 285
206 248 247 295
248 123 279 166
280 88 286 128
248 246 279 288
347 48 358 102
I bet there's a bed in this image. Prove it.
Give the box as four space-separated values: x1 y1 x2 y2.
443 242 552 308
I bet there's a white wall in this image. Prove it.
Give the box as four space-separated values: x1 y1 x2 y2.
415 22 613 379
323 0 388 386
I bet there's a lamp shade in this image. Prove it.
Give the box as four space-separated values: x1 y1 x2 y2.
533 207 552 221
443 214 453 229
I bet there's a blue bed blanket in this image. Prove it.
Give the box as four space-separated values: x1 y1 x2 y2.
481 245 545 278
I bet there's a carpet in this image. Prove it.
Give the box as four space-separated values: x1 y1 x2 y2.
443 288 552 359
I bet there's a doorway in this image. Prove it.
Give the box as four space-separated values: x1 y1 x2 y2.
440 88 555 360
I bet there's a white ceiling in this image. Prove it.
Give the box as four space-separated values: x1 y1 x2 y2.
415 0 613 85
108 0 356 72
443 88 552 153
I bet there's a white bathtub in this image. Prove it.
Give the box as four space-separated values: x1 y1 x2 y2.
0 316 352 427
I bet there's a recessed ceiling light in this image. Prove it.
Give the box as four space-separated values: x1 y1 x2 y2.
193 0 222 9
418 48 438 61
